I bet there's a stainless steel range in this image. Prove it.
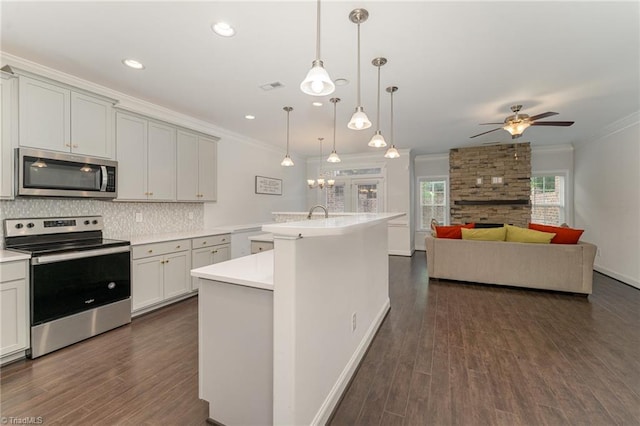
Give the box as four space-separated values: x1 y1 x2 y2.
4 216 131 358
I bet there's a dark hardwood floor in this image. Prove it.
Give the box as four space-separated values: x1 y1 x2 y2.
1 254 639 425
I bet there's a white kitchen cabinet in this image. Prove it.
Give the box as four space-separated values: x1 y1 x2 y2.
0 260 29 362
191 234 230 291
116 111 176 201
131 239 191 314
18 75 114 158
177 130 217 202
251 241 274 254
1 73 18 199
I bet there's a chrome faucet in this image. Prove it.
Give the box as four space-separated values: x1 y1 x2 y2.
307 205 329 219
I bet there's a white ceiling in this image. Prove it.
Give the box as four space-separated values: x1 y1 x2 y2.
1 1 639 157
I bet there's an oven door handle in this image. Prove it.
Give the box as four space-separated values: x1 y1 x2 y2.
32 246 131 265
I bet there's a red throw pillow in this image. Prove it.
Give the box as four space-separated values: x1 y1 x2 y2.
435 223 475 239
528 223 584 244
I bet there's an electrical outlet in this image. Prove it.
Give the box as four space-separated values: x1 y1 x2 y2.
188 211 194 220
597 248 601 257
351 312 357 332
135 212 143 223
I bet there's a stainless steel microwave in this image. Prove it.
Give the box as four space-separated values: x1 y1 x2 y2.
16 147 117 198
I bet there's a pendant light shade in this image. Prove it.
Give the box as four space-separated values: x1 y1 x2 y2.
384 86 400 159
368 57 387 148
300 0 335 96
347 9 372 130
327 97 341 163
281 107 295 167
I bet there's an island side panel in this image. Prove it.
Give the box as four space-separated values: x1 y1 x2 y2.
198 279 274 425
273 221 390 425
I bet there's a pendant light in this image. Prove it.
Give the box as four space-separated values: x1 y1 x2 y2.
327 97 341 163
347 9 372 130
281 107 294 167
368 57 387 148
384 86 400 159
300 0 335 96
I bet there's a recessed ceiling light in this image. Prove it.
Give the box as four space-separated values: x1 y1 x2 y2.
312 102 323 107
334 78 349 86
245 115 255 120
212 22 236 37
122 59 145 70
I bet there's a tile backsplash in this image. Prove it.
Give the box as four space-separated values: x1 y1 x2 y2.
0 199 204 245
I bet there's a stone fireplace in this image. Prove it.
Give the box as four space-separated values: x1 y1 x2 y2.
449 143 531 227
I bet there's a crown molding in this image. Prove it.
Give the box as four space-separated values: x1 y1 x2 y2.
597 111 640 141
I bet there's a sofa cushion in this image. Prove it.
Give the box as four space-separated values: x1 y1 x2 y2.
528 223 584 244
435 223 475 239
461 227 506 241
506 225 555 244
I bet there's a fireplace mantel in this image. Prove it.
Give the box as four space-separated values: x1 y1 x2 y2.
453 199 530 206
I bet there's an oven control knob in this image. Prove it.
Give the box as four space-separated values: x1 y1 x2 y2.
84 220 90 225
108 282 116 290
26 223 35 228
15 223 23 229
92 220 98 225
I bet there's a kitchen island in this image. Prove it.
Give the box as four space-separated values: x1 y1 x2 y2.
192 212 404 426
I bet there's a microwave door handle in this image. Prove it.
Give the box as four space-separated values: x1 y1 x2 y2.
100 166 108 191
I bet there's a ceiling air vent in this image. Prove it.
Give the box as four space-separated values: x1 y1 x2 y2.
260 81 285 91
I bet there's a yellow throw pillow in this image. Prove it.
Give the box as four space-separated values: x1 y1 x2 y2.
461 227 506 241
505 224 555 243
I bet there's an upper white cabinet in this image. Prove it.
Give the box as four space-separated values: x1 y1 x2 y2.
176 130 217 202
1 73 18 199
18 75 114 158
116 111 176 201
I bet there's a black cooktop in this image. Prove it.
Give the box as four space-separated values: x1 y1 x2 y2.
10 238 130 257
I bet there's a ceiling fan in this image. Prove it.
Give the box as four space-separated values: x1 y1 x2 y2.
470 104 574 139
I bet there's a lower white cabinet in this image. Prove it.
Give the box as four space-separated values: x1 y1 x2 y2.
191 234 230 291
131 239 191 313
0 260 29 362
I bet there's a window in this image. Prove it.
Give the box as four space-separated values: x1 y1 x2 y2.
418 178 448 229
530 174 565 225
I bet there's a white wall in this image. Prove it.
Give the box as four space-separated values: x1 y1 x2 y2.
204 134 307 227
574 112 640 288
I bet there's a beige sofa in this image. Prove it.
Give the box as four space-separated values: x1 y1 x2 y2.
425 236 597 294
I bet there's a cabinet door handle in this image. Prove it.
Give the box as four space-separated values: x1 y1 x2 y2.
65 143 71 147
212 250 218 254
149 192 154 196
258 247 263 251
222 238 226 242
176 245 181 249
165 259 169 264
148 249 153 253
202 241 207 245
73 144 79 148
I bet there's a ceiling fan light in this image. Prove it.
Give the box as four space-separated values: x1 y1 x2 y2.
384 145 400 159
503 121 531 137
368 130 387 148
327 150 341 163
348 107 372 130
300 60 335 96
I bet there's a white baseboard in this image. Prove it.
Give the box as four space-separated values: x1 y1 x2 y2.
388 249 414 256
311 298 391 425
594 264 639 289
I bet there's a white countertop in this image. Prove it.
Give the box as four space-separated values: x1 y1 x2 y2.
262 213 406 237
249 232 274 243
117 229 231 246
212 222 270 233
191 250 274 291
0 249 31 263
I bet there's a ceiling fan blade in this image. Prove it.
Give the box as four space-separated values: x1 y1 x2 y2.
479 122 504 125
470 127 503 138
528 111 559 121
531 121 575 126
